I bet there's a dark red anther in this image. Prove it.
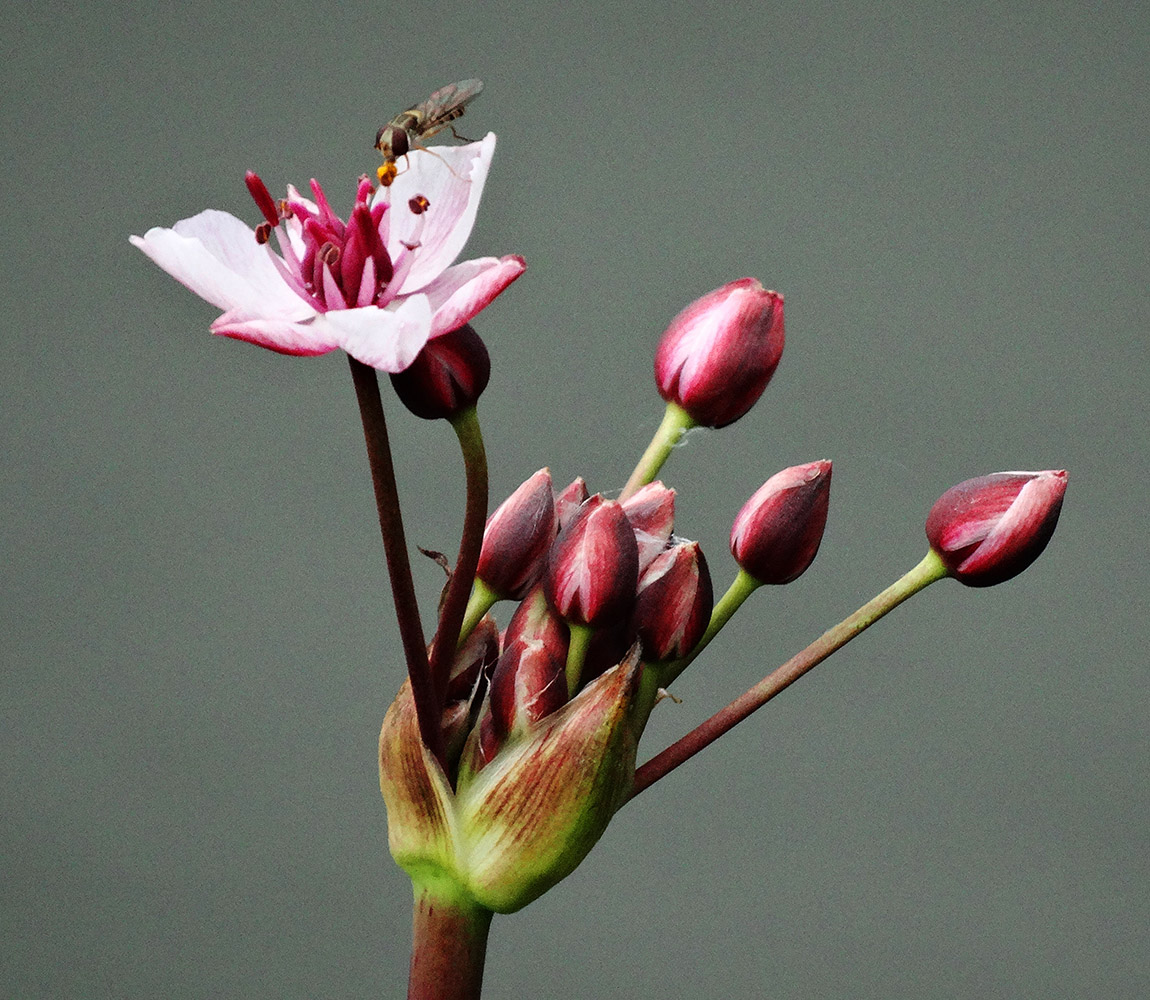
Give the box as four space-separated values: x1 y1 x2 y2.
245 171 280 228
254 222 273 245
409 194 431 215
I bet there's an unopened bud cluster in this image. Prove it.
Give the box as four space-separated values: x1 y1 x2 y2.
467 473 713 769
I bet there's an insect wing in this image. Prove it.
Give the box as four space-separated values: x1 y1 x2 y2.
413 79 484 135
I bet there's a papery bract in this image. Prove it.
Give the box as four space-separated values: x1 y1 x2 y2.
730 461 832 584
454 649 643 913
926 470 1067 587
655 278 784 428
131 135 525 373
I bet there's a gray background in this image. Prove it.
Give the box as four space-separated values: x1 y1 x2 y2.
4 0 1146 996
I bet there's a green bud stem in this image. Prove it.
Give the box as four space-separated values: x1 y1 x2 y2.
407 878 493 1000
565 623 594 697
629 570 762 738
460 578 499 646
619 401 697 502
666 568 762 686
348 356 443 769
628 550 948 799
428 407 489 702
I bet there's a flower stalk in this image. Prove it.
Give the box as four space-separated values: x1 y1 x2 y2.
428 406 489 699
628 550 948 797
620 401 695 502
407 880 493 1000
348 355 445 768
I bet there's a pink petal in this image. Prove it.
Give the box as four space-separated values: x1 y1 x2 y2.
377 133 497 294
130 210 311 319
323 296 435 373
424 255 527 338
210 311 341 356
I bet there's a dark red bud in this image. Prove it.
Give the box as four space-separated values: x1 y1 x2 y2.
621 481 676 572
488 635 569 739
389 323 490 420
476 470 558 600
554 477 589 530
730 460 832 584
631 541 713 662
926 470 1067 587
580 621 637 685
654 279 784 428
442 616 499 703
503 584 570 656
545 495 640 628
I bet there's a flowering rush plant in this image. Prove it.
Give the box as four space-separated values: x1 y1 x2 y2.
132 118 1067 998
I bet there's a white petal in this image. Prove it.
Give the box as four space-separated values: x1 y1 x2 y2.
378 133 497 294
323 297 435 373
131 210 312 320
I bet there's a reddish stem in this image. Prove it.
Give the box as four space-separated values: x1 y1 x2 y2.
629 552 946 797
348 356 445 769
407 884 493 1000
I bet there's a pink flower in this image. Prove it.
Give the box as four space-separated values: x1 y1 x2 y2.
130 134 525 373
926 470 1068 586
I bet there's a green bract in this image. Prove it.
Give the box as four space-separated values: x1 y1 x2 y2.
379 649 642 914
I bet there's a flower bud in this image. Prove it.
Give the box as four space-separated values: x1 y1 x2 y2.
439 616 499 765
925 470 1067 587
389 323 490 420
554 476 589 530
454 648 643 912
488 587 570 740
545 495 640 628
654 279 784 428
730 461 832 584
631 540 714 661
476 469 558 600
488 637 569 740
442 615 500 703
621 481 676 573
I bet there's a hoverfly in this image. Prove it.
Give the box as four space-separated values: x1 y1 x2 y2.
375 79 484 186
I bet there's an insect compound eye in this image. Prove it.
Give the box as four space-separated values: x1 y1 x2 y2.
388 128 409 159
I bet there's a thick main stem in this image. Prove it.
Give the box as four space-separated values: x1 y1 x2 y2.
428 407 489 700
348 356 444 769
628 551 948 798
408 882 493 1000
